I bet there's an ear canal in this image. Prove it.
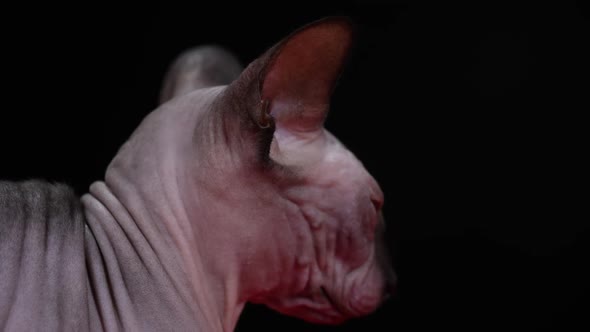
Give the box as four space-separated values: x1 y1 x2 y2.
259 17 354 134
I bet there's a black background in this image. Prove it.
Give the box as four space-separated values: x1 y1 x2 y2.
1 0 588 331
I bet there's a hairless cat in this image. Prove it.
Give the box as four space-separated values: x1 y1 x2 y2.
0 17 396 331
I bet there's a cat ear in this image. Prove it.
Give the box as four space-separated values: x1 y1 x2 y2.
258 17 354 134
221 17 354 161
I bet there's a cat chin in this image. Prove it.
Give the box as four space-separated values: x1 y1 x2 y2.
264 292 356 325
273 306 350 326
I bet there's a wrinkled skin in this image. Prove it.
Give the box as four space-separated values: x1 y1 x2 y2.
82 18 396 331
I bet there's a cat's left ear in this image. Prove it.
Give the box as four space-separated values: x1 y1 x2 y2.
221 17 354 161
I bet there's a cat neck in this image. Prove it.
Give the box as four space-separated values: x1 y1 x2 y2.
82 180 240 331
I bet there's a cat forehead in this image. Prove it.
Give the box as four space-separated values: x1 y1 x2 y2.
318 135 383 200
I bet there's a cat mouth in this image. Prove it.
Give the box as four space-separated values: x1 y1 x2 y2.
320 286 351 318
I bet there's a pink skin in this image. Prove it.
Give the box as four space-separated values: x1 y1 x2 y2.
82 18 395 331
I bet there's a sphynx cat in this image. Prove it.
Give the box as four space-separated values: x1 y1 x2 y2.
0 17 396 331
